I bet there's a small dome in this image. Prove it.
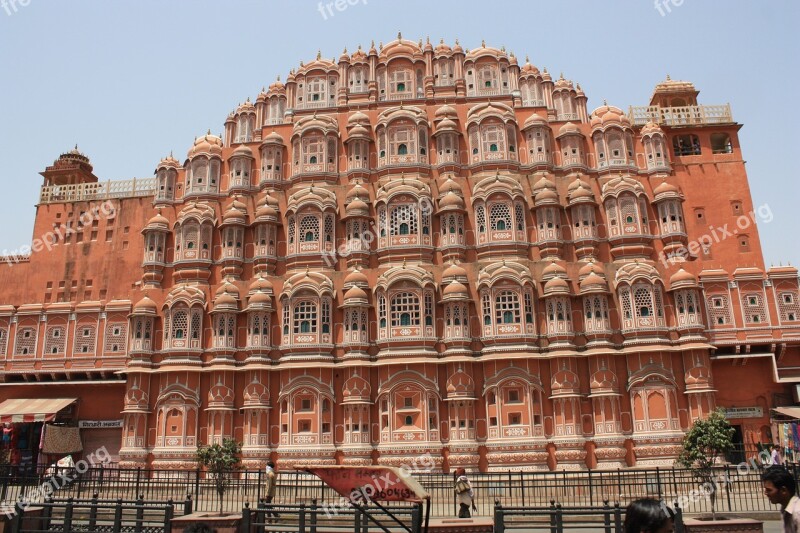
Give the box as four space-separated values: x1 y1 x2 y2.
215 281 240 298
249 275 274 294
557 122 581 137
641 121 664 136
255 192 280 219
436 118 459 133
580 272 608 293
653 181 681 202
443 280 469 297
344 268 369 287
435 104 458 119
344 285 368 301
236 99 256 115
669 268 697 289
188 133 223 158
348 111 370 126
232 144 254 158
442 261 468 280
157 154 180 170
544 276 570 295
248 290 271 307
345 197 370 217
542 262 567 279
347 124 371 140
522 114 548 130
213 291 238 311
434 39 452 55
145 210 170 231
439 189 465 210
346 183 369 200
262 131 284 145
133 296 157 314
578 261 604 279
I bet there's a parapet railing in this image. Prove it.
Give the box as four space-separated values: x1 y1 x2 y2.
628 104 733 126
40 178 157 204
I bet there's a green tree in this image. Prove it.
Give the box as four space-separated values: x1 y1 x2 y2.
195 438 242 516
677 408 735 520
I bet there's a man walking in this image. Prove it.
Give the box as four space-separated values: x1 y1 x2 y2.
762 466 800 532
264 460 279 521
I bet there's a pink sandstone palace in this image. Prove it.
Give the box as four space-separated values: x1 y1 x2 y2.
0 35 798 473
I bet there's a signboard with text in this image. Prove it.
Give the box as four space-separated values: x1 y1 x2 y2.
722 407 763 419
78 420 123 429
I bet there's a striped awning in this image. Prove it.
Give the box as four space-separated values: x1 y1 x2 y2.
0 398 77 423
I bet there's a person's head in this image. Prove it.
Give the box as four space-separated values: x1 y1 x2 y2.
182 524 216 533
454 467 466 477
624 499 674 533
762 466 797 506
267 461 275 470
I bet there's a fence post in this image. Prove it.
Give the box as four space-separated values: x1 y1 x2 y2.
519 470 526 507
299 503 306 533
185 494 193 515
257 467 262 503
310 498 318 533
135 494 144 533
113 498 123 531
11 502 24 533
63 498 74 532
602 499 611 533
588 468 594 506
655 467 662 499
549 500 556 533
241 502 251 532
89 492 99 530
194 468 201 510
673 500 684 533
725 464 732 513
555 503 563 533
135 467 141 499
164 501 174 532
614 502 622 532
494 502 505 533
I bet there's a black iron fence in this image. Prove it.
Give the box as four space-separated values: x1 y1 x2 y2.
242 500 426 533
6 494 189 533
0 462 790 518
494 501 685 533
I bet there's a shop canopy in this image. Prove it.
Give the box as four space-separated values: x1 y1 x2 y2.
773 407 800 420
0 398 77 423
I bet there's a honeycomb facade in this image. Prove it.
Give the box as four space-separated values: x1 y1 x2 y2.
1 36 799 472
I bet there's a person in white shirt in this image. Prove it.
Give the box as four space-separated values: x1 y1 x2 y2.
453 468 477 518
762 466 800 532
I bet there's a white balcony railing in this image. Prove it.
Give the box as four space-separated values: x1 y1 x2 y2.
40 178 157 204
628 104 733 126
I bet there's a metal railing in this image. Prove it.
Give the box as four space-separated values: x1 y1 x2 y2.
242 499 425 532
494 501 685 533
8 494 188 533
0 463 787 518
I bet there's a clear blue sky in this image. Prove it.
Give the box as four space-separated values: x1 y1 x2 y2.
0 0 798 267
